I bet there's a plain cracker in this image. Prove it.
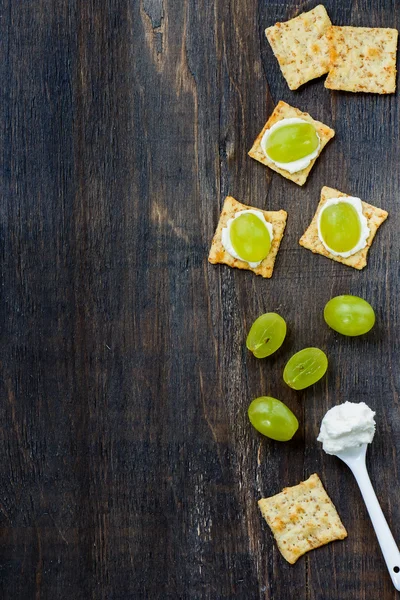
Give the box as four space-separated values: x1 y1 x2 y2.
299 186 388 270
258 473 347 564
265 5 332 90
325 26 398 93
248 101 335 186
208 196 287 279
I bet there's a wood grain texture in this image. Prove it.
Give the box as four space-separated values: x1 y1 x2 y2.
0 0 400 598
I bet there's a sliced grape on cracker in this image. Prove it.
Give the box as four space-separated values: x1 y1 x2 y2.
299 186 388 270
208 196 287 279
248 101 335 186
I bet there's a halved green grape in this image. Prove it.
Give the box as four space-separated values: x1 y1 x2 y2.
283 348 328 390
324 295 375 336
319 202 361 253
230 214 271 262
248 396 299 441
265 122 319 163
246 313 287 358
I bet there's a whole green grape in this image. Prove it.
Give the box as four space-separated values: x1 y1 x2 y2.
246 313 287 358
230 213 271 263
324 295 375 336
319 202 361 253
265 122 319 163
248 396 299 441
283 348 328 390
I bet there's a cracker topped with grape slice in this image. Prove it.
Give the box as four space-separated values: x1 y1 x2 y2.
248 101 335 186
299 186 388 270
208 196 287 279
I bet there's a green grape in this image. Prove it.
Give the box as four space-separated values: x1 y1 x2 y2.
319 202 361 253
265 122 319 163
283 348 328 390
246 313 287 358
230 213 271 262
248 396 299 441
324 295 375 336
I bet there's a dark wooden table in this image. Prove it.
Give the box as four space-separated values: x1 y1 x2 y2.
1 1 400 598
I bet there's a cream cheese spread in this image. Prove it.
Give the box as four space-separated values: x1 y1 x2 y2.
317 401 376 455
260 118 321 174
317 196 370 258
221 209 273 268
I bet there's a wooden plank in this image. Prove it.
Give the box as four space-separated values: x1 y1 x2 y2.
0 0 400 598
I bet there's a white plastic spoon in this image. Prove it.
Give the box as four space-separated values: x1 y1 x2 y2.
334 442 400 591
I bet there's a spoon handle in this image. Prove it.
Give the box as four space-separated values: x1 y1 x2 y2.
351 462 400 591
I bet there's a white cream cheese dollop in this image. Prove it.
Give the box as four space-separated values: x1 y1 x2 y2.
317 196 370 258
317 401 376 455
260 118 321 174
221 209 273 268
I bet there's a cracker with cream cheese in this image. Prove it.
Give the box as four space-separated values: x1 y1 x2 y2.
248 101 335 186
325 26 398 93
258 473 347 565
208 196 287 279
299 186 388 270
265 5 332 90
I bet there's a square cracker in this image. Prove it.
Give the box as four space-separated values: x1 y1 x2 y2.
248 101 335 186
258 473 347 564
265 5 332 90
208 196 287 279
325 26 398 94
299 186 388 270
